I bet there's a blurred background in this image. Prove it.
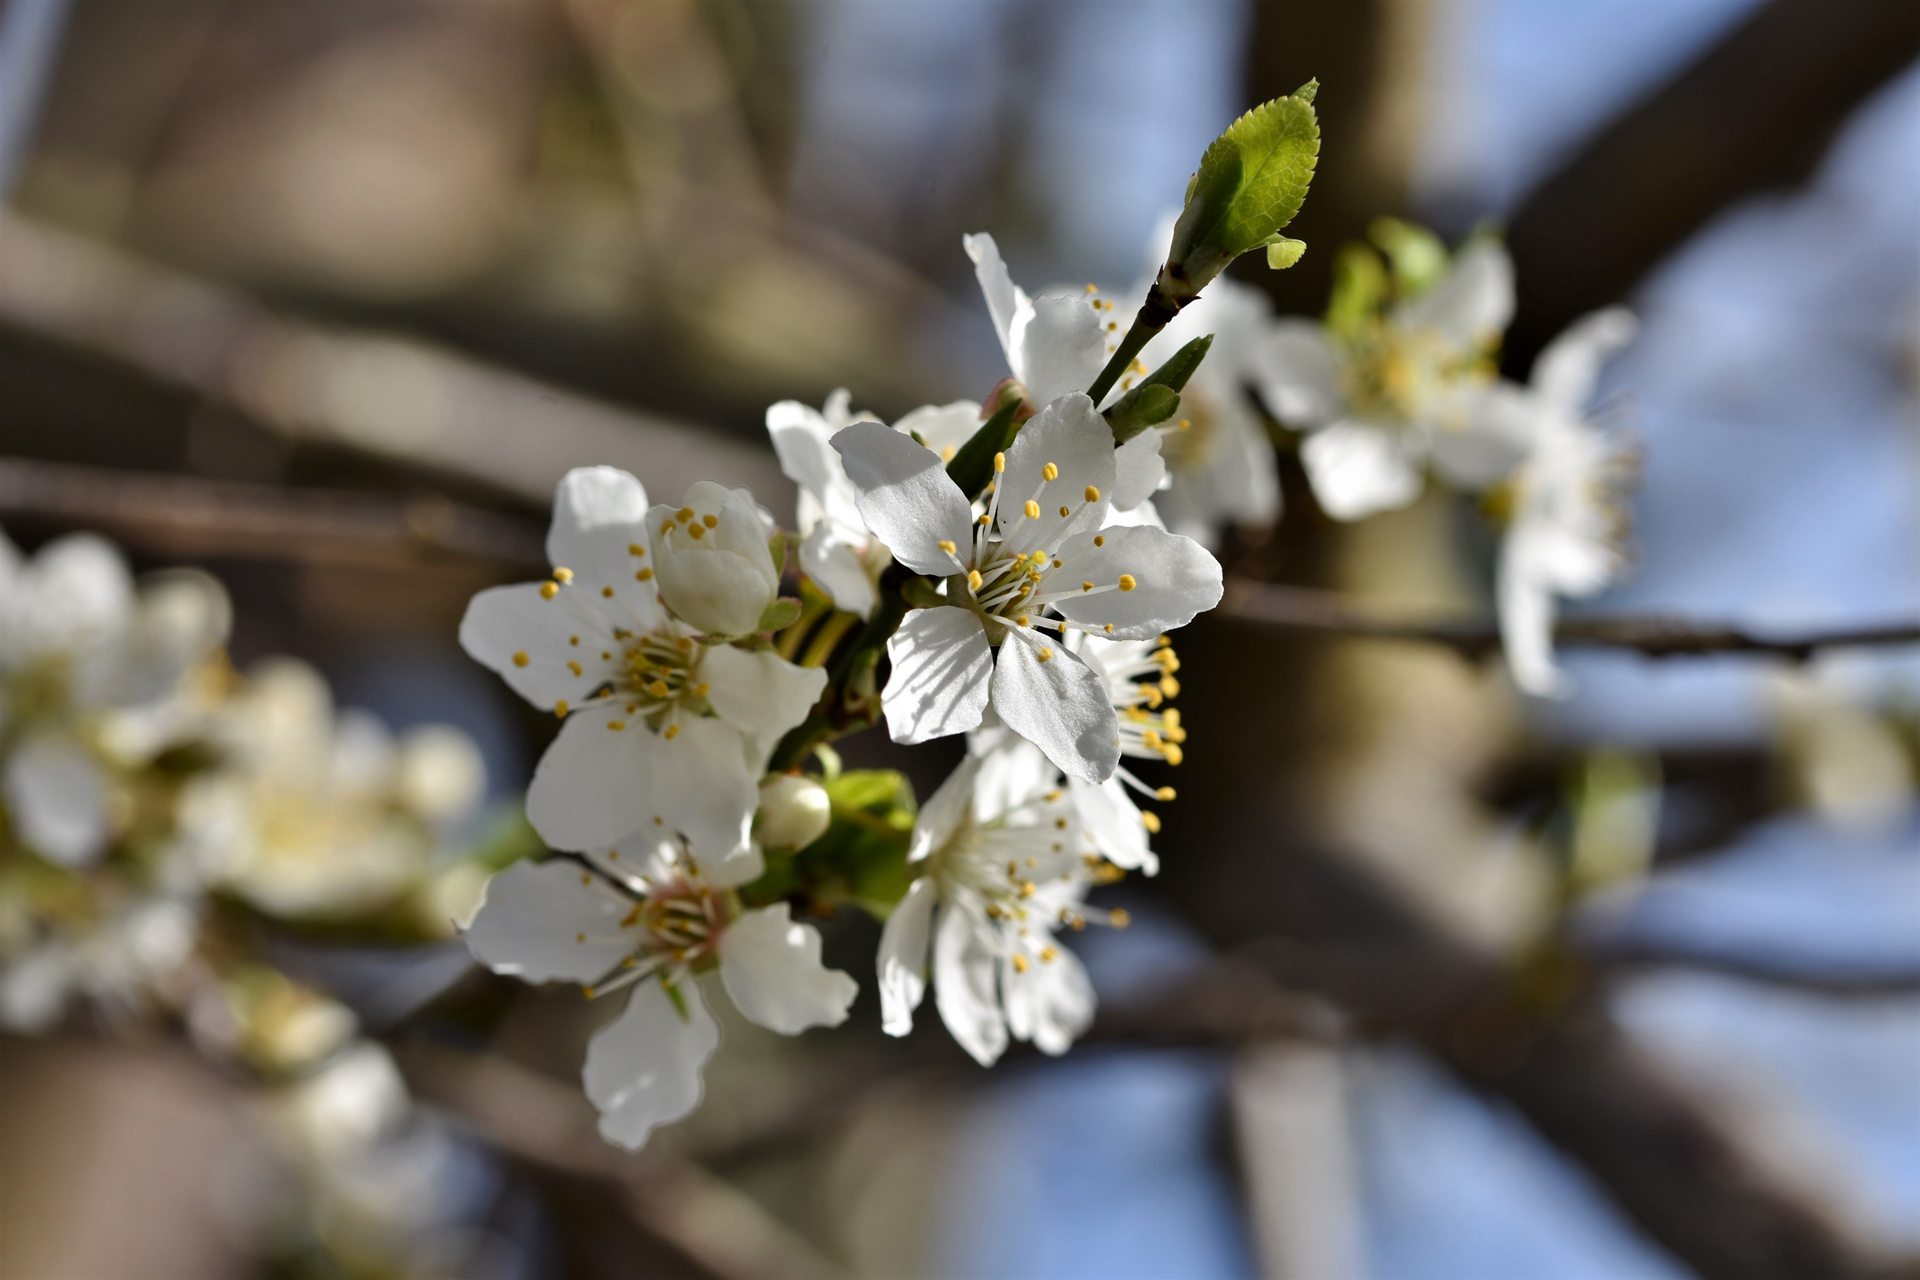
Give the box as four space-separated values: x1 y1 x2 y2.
1 0 1917 1276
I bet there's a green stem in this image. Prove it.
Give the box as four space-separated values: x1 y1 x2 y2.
766 566 912 772
1085 277 1185 405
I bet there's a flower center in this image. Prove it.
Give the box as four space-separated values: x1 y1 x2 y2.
578 874 733 1000
1109 637 1188 768
1339 322 1493 424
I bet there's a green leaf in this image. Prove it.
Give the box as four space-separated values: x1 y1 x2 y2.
1104 384 1181 442
1265 236 1307 270
757 597 803 632
1165 87 1321 292
944 397 1023 501
1139 333 1213 396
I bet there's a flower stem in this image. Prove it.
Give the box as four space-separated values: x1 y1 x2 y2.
1085 276 1184 405
766 565 913 772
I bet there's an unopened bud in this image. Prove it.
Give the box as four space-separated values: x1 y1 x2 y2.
756 774 831 850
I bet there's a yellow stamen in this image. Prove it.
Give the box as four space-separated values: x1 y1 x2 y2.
993 452 1006 474
512 651 529 667
1024 500 1041 519
1117 574 1137 592
553 567 574 584
540 581 560 600
1084 485 1100 502
1042 462 1059 482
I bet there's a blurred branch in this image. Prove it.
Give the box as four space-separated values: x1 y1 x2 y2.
0 214 785 508
0 457 543 571
1224 580 1920 662
400 1041 845 1280
1503 0 1920 365
1590 935 1920 1000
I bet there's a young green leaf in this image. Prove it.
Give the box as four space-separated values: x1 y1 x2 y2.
1164 84 1321 297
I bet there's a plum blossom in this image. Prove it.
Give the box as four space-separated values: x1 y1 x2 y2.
876 747 1125 1065
1259 240 1520 520
964 233 1167 510
0 891 199 1033
648 480 782 638
460 467 824 857
1490 309 1639 697
465 838 856 1150
831 395 1222 782
0 530 229 867
768 390 982 618
177 658 486 919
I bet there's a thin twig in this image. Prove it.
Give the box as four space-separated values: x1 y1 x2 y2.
1224 580 1920 662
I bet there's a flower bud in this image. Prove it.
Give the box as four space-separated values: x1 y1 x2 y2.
650 481 782 637
755 773 831 851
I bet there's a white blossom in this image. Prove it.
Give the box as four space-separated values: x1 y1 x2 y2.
649 480 783 638
465 838 856 1150
963 233 1168 509
460 467 825 857
1259 241 1520 520
755 772 831 851
0 531 228 867
876 748 1125 1065
0 892 199 1033
831 395 1222 782
768 390 981 618
1491 309 1639 697
176 658 485 918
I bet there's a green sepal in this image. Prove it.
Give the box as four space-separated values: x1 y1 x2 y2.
767 529 789 578
1104 384 1181 443
757 597 804 633
662 977 693 1022
944 397 1024 501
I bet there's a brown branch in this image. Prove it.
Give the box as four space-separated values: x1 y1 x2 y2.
1503 0 1920 367
1589 936 1920 1000
1223 580 1920 662
0 456 544 571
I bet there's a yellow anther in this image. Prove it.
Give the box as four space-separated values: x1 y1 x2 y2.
937 539 957 555
1019 881 1037 899
1160 675 1181 697
1012 953 1031 973
1053 816 1069 830
553 567 575 584
993 452 1006 474
1093 535 1106 547
687 523 705 540
977 513 992 526
554 700 569 717
1084 283 1098 294
1177 418 1193 432
1156 786 1177 801
1117 574 1137 592
1109 908 1132 930
540 581 560 600
569 635 580 646
1040 946 1058 964
676 507 695 523
1104 623 1114 634
632 568 651 582
1042 462 1059 482
1015 614 1031 627
1163 708 1181 729
607 720 626 731
1106 321 1118 332
660 519 676 535
512 650 530 667
968 569 984 592
664 723 681 740
1036 646 1054 662
601 585 615 598
702 513 718 528
1024 500 1041 519
647 680 670 698
567 660 583 677
582 985 596 1000
692 682 709 697
1164 743 1185 766
1141 811 1162 834
941 446 956 462
576 932 586 944
1084 485 1100 502
1082 581 1095 591
628 543 645 556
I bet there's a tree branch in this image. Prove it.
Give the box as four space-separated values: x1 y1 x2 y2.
1589 935 1920 1000
1223 580 1920 662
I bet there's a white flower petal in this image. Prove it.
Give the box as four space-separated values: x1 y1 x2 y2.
583 979 719 1151
882 607 992 745
1006 945 1095 1055
648 715 759 858
932 900 1007 1066
547 467 665 632
1049 524 1224 641
1071 775 1157 874
1257 320 1345 426
895 400 985 462
1498 554 1568 699
1014 296 1106 406
525 704 663 851
799 524 877 619
459 583 618 712
719 903 857 1034
1111 431 1167 511
832 422 976 576
463 858 642 983
767 400 854 518
909 754 981 863
963 232 1025 367
1396 240 1515 351
701 646 826 758
1299 419 1426 520
0 945 76 1033
989 628 1119 784
5 735 111 867
997 394 1115 552
1533 308 1636 415
877 876 938 1035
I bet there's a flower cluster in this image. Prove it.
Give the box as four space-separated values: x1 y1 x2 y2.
0 527 487 1033
1260 223 1640 694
